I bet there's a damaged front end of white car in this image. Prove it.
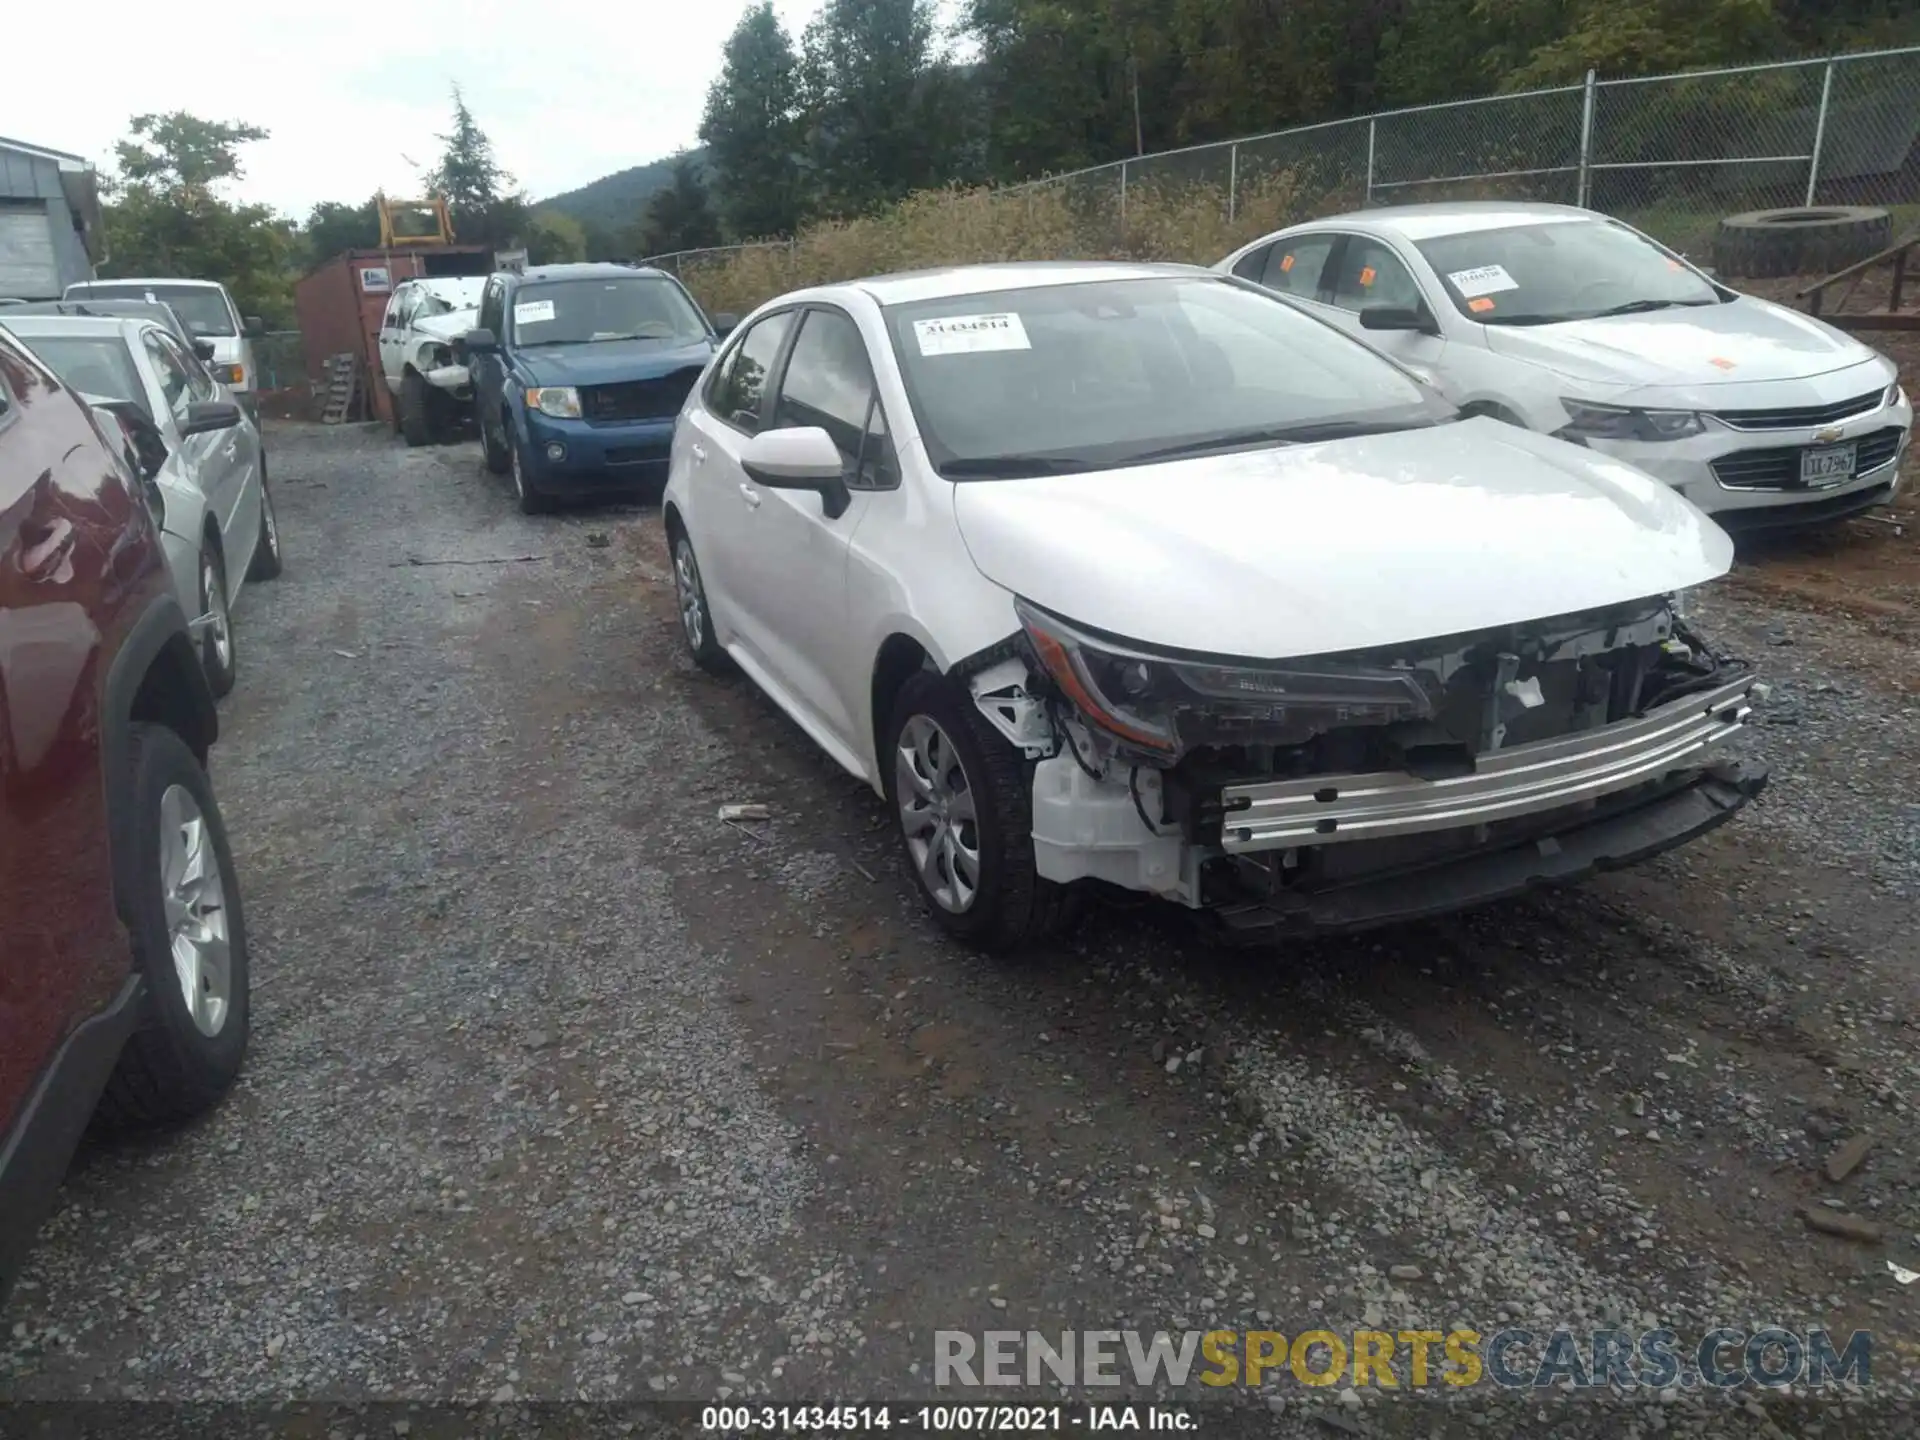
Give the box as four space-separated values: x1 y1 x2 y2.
965 592 1766 941
410 309 480 398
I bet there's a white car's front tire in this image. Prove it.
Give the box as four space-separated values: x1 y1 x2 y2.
883 672 1076 952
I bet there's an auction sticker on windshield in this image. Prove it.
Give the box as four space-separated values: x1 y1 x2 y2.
1447 265 1519 298
514 300 556 325
913 312 1031 356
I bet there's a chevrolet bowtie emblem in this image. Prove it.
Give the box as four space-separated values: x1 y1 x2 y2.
1813 425 1846 444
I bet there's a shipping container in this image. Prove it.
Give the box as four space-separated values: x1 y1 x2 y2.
293 246 494 426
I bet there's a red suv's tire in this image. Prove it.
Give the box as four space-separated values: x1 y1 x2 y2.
97 724 251 1127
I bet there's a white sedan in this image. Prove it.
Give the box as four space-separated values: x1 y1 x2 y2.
1217 203 1912 531
663 261 1767 948
0 313 280 697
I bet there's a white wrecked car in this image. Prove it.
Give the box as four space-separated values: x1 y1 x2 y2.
662 262 1767 948
378 276 486 445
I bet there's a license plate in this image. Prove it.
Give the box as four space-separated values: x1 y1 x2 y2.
1799 443 1856 486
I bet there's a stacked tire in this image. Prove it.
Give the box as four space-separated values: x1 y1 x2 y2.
1711 206 1891 279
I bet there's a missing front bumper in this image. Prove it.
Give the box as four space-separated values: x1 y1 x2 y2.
1217 674 1759 853
1210 759 1766 941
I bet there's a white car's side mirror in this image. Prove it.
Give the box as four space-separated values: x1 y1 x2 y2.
741 425 844 481
740 426 853 519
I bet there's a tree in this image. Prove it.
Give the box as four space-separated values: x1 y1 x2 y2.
430 87 527 246
799 0 975 213
300 198 380 263
527 209 587 265
114 113 270 198
699 2 809 239
101 111 293 326
631 154 724 258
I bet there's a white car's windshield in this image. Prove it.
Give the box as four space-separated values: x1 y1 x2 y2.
1414 219 1724 326
416 281 484 319
883 275 1452 479
510 277 708 348
13 335 146 411
71 284 236 337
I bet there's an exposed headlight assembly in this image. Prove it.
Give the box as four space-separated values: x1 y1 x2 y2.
1015 599 1437 761
526 385 581 419
1558 398 1704 443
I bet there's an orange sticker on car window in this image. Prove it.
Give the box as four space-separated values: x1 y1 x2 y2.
1666 258 1685 271
1359 266 1377 287
1280 253 1295 272
1709 356 1737 370
1468 296 1496 313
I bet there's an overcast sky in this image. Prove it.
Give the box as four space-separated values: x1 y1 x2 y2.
0 0 837 217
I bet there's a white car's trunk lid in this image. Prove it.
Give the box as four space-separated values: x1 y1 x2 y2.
951 417 1731 659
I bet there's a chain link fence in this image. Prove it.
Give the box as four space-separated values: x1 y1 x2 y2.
644 44 1918 280
252 330 306 391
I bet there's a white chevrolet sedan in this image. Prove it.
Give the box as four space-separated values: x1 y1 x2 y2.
1217 203 1912 531
663 262 1767 949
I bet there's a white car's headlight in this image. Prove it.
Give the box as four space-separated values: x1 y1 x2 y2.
1890 380 1909 410
1558 398 1705 444
526 386 581 419
1016 598 1436 760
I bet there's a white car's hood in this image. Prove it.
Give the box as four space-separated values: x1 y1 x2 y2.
413 307 479 342
951 418 1732 659
1484 295 1874 391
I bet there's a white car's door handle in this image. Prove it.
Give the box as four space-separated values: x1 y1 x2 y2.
690 442 707 464
738 482 761 509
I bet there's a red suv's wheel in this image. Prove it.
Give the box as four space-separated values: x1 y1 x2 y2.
97 723 251 1126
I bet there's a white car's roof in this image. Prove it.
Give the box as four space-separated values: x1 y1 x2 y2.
844 260 1208 307
0 314 141 339
73 277 226 290
1292 201 1594 243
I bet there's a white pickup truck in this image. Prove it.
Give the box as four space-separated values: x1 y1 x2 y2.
377 276 485 445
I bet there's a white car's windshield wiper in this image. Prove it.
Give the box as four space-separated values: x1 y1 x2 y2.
941 455 1100 479
1129 418 1432 463
1587 298 1716 318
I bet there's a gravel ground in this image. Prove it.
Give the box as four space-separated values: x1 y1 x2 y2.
1 423 1916 1437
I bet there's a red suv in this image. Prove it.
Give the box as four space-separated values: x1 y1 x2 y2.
0 325 252 1300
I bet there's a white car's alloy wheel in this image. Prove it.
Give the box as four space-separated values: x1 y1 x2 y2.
675 538 705 650
202 553 232 673
895 714 981 914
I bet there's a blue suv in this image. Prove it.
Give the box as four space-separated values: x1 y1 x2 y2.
463 264 736 512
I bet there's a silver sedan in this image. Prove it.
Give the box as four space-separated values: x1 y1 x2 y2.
0 312 281 695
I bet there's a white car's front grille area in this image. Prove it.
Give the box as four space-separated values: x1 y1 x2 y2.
1708 388 1886 431
1710 425 1905 490
1216 675 1757 853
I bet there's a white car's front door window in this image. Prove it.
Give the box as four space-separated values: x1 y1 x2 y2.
1327 237 1427 316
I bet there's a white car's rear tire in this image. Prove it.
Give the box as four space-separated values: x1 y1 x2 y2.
884 672 1076 952
671 529 730 674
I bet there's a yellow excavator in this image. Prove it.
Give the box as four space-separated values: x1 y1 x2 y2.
375 193 456 248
